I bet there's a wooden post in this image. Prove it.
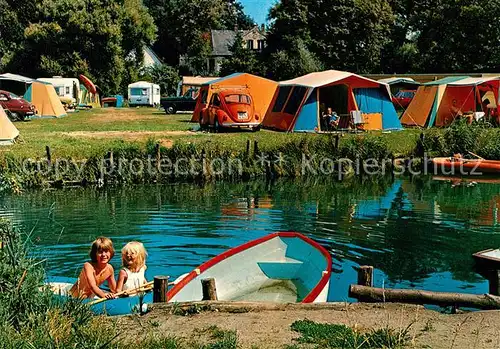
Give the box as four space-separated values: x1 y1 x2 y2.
46 146 51 164
357 266 374 287
488 270 500 296
253 140 259 159
153 275 169 303
109 151 114 168
201 278 218 300
334 134 339 150
246 140 250 159
155 143 161 172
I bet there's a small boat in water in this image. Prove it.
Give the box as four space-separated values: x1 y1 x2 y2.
431 157 500 175
167 232 332 303
47 232 331 315
48 281 152 316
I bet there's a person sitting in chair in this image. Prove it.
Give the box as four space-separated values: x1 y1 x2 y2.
322 107 338 131
450 99 463 118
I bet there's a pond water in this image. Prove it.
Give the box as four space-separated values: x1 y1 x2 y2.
2 176 500 302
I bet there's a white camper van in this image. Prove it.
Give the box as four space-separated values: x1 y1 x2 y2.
37 77 80 105
128 81 160 107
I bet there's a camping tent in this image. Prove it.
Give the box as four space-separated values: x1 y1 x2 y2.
0 105 19 145
177 76 218 96
401 76 500 128
191 73 278 122
262 70 402 132
24 81 67 118
378 77 420 96
0 73 34 96
0 74 66 118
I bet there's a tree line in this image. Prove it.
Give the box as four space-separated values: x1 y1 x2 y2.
1 0 499 96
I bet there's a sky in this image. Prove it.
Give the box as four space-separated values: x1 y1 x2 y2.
239 0 275 25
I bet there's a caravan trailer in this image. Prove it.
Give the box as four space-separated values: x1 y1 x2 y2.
37 77 80 106
128 81 160 107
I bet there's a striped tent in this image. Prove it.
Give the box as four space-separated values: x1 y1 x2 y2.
401 76 500 127
262 70 402 132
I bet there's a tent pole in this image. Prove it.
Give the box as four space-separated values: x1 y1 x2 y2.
316 88 320 131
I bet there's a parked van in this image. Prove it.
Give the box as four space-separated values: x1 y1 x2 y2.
37 77 80 106
128 81 160 107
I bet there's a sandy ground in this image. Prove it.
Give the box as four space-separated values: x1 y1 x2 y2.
59 130 195 139
113 301 500 348
58 130 198 148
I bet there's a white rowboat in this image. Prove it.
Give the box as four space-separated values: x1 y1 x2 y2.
167 232 332 303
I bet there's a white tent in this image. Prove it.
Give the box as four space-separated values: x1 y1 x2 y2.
0 73 34 83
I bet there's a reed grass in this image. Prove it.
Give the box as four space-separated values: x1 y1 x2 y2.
0 220 242 349
290 319 412 348
3 108 500 193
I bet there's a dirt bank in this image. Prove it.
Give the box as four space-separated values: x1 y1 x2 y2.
113 301 500 348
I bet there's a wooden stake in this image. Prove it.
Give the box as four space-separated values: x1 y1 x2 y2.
246 140 250 159
155 143 161 172
201 278 218 300
153 275 170 303
253 140 259 159
334 134 339 150
357 266 374 287
46 146 51 164
488 270 500 296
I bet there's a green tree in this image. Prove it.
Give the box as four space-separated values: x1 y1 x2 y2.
307 0 394 73
412 0 500 72
4 0 156 95
141 64 180 96
144 0 255 69
265 0 393 74
267 39 323 81
219 32 261 76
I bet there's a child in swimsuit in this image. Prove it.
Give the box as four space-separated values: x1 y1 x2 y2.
69 237 117 299
116 241 148 292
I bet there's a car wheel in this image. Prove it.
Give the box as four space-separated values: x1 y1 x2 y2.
166 106 176 114
213 118 220 133
252 125 261 132
7 111 19 121
199 117 206 131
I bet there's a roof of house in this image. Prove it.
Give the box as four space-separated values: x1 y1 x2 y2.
211 26 266 56
211 30 238 56
143 46 162 67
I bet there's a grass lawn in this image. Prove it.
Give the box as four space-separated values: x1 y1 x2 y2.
1 107 423 160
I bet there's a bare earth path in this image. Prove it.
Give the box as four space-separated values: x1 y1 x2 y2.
113 302 500 348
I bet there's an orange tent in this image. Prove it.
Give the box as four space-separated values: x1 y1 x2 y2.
24 81 67 118
0 105 19 145
191 73 278 122
401 76 500 128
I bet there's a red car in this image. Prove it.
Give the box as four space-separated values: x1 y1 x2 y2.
199 88 261 131
0 90 35 121
392 90 416 109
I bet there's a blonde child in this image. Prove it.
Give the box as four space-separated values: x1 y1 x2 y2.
70 237 117 299
116 241 148 292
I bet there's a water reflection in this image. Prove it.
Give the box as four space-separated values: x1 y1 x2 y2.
1 176 500 301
